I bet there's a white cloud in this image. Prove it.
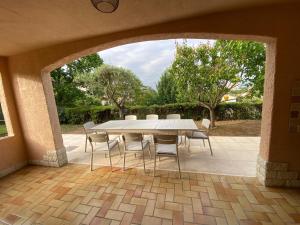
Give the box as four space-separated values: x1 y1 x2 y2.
98 39 214 89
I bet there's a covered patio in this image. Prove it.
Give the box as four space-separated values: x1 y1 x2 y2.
1 0 300 224
64 134 260 177
1 165 300 224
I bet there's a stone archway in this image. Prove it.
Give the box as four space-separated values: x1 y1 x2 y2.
40 33 277 184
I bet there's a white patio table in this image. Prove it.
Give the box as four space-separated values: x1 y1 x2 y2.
92 119 198 135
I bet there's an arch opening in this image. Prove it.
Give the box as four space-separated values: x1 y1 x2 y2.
41 33 276 179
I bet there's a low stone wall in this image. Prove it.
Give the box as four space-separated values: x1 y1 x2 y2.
257 155 300 187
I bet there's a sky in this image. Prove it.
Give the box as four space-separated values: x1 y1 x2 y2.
98 39 214 89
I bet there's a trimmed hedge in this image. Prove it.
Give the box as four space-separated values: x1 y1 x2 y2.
59 102 262 124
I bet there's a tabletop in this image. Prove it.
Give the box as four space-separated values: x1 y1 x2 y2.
92 119 198 134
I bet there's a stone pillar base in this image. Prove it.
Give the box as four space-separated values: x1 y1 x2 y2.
257 155 300 187
29 147 68 167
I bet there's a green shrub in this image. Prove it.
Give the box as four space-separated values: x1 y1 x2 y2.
216 102 262 120
59 101 262 124
64 107 92 124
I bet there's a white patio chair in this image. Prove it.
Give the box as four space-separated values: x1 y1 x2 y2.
153 134 181 178
122 133 151 172
166 114 185 143
146 114 159 120
125 115 137 120
145 114 158 142
166 114 181 119
186 118 213 155
88 133 121 171
83 121 98 152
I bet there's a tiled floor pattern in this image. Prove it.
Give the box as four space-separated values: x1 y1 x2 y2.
64 134 260 176
0 165 300 225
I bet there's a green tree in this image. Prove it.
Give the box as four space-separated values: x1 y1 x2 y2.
67 54 104 75
170 41 245 127
156 69 177 104
51 53 103 107
216 40 265 97
135 86 158 106
76 64 143 118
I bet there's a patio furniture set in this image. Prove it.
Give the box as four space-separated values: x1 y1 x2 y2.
83 114 213 178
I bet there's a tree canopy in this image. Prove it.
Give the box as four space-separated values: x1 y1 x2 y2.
156 69 178 105
215 40 265 97
168 40 265 126
76 64 143 118
135 86 158 106
51 53 103 107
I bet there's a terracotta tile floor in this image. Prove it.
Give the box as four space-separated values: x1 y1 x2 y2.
0 165 300 225
64 134 260 177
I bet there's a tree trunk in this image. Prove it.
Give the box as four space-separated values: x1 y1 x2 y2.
118 106 125 119
199 102 216 128
209 107 216 128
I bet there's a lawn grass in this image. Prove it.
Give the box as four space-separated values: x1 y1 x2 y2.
60 124 84 134
0 124 7 137
196 120 261 136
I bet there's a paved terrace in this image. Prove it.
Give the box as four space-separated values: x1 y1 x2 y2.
64 134 260 177
0 165 300 225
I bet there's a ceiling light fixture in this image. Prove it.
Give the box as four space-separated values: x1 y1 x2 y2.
91 0 119 13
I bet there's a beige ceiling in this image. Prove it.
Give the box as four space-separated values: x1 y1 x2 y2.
0 0 294 56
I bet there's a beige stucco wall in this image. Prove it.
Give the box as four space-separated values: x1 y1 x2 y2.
0 58 27 172
7 56 64 162
0 3 299 177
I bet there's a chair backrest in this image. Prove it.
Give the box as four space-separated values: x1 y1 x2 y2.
154 135 178 144
125 115 137 120
166 114 181 119
83 121 96 134
122 133 143 142
88 133 108 143
83 121 95 129
202 119 211 129
146 114 159 120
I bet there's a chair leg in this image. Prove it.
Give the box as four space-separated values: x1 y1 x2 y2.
177 155 181 179
90 144 94 171
85 135 88 152
117 142 122 157
153 153 157 177
108 150 113 171
203 139 206 147
148 144 152 159
142 150 146 173
188 138 191 152
208 138 213 156
123 152 126 171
